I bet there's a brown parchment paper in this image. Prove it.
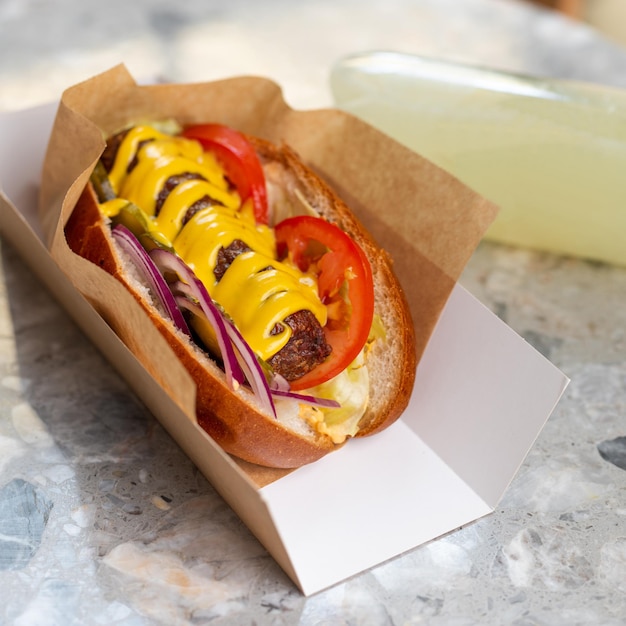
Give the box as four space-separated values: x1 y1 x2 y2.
38 64 498 486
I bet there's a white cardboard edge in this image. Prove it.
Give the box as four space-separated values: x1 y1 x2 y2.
261 419 494 595
406 283 571 508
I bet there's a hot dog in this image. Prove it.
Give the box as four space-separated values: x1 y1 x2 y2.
64 120 416 468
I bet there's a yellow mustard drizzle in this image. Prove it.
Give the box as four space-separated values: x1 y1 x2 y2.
107 126 168 194
103 125 327 361
100 197 132 218
156 179 240 243
215 253 325 359
175 206 326 359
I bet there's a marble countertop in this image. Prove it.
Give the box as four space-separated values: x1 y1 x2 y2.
1 0 626 623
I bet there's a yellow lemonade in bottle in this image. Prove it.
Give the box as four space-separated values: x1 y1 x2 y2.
331 52 626 266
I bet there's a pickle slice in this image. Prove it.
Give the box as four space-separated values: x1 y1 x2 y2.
90 161 116 203
109 202 175 253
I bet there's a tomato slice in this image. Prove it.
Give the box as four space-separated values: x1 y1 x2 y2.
182 124 269 224
274 215 375 390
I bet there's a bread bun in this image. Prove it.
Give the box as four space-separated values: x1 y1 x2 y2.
64 131 416 468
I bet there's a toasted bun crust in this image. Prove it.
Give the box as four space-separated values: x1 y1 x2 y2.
64 135 416 468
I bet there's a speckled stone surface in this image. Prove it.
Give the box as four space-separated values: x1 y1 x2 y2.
1 0 626 624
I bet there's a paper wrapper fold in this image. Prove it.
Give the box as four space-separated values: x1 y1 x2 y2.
37 64 498 484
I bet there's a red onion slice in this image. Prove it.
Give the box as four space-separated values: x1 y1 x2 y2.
271 389 340 409
111 225 191 337
149 248 246 391
172 289 274 415
269 372 291 392
221 314 277 417
173 295 244 389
